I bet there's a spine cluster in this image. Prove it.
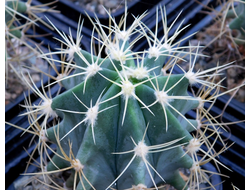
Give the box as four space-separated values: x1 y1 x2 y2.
6 3 244 190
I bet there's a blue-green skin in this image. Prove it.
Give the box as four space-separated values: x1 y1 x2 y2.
46 43 199 189
5 1 27 39
226 1 245 44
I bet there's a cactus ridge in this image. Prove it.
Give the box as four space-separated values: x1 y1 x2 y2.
6 3 244 190
44 31 200 189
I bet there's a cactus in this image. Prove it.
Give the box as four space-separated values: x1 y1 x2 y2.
6 5 244 190
5 0 58 43
226 0 245 44
45 50 200 189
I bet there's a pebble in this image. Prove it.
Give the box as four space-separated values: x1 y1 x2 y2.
69 0 131 15
5 44 45 105
13 176 31 190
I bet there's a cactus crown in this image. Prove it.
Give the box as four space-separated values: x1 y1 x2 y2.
7 3 244 190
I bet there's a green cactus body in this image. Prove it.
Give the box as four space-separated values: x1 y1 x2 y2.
5 1 28 40
5 2 244 189
5 1 27 24
45 33 199 190
8 24 22 39
6 1 27 13
226 0 245 44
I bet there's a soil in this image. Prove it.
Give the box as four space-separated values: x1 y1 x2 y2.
67 0 132 15
5 45 49 106
178 19 245 103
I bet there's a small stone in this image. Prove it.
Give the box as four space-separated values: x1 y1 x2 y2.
86 3 96 12
227 68 238 78
5 91 11 100
23 186 33 190
31 74 40 82
13 176 31 190
11 94 17 100
104 0 117 9
98 4 106 15
15 86 23 95
237 89 245 102
227 78 236 89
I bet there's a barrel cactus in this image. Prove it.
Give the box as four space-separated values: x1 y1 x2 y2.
45 46 200 189
7 5 241 190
